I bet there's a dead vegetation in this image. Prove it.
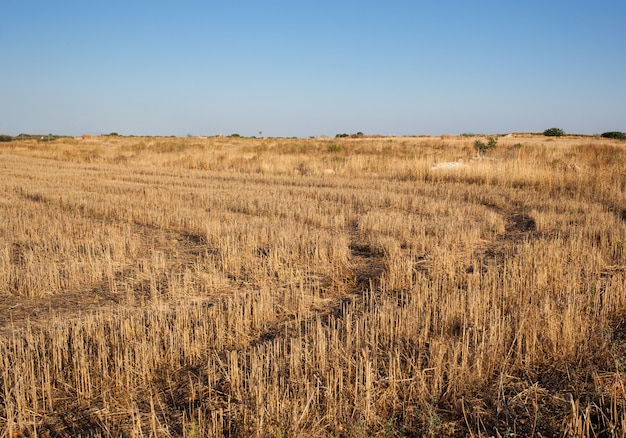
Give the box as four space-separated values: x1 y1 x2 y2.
0 134 625 436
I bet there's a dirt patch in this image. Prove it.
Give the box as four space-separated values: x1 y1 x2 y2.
473 204 538 268
506 213 536 235
348 220 386 293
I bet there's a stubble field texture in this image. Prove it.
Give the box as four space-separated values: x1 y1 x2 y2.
0 134 625 437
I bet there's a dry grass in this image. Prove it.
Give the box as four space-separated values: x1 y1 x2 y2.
1 134 625 437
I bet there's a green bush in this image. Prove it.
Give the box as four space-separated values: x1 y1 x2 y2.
327 143 342 153
0 134 13 142
474 137 498 155
543 127 564 137
601 131 626 140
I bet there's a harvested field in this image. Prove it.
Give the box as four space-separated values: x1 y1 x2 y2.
1 134 625 436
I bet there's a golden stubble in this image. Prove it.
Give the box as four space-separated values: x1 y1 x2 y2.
0 134 625 436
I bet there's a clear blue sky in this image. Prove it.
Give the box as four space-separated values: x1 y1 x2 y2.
2 1 625 137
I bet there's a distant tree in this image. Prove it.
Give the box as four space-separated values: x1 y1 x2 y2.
601 131 626 140
0 134 13 142
543 127 565 137
335 133 349 138
228 133 241 138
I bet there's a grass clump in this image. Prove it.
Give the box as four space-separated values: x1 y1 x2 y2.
473 136 498 155
327 143 342 153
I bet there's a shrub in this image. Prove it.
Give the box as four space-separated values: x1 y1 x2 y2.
0 134 13 142
327 143 342 153
474 137 498 155
544 128 564 137
601 131 626 140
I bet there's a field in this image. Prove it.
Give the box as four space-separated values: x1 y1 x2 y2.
1 134 625 437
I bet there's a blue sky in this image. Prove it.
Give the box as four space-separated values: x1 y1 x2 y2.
1 1 624 137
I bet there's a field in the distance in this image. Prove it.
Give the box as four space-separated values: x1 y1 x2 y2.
1 134 625 437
